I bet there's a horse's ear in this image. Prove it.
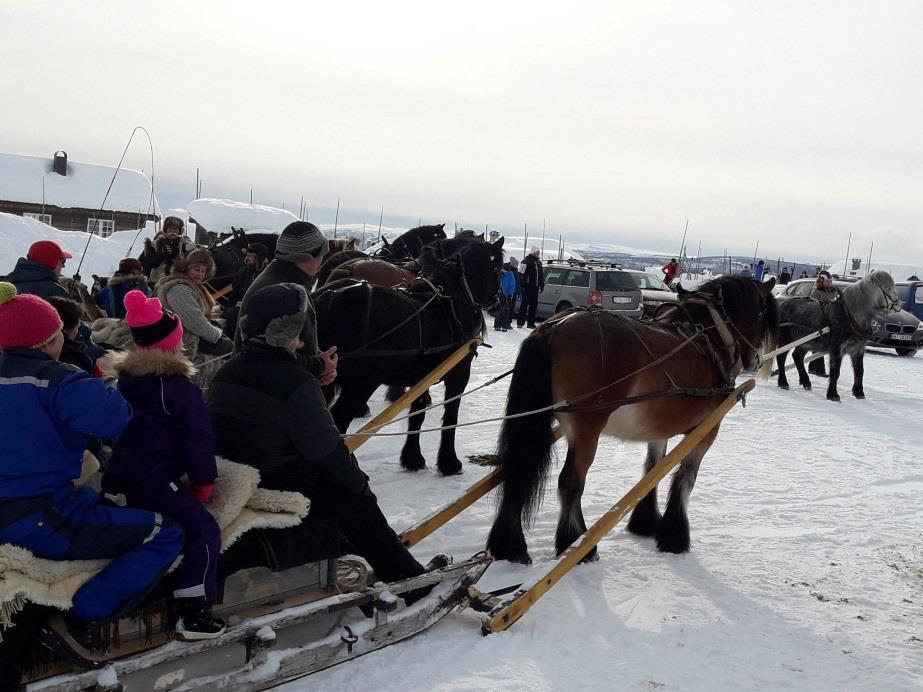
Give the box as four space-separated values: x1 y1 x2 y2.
760 278 776 294
493 237 505 251
438 223 445 230
476 233 485 240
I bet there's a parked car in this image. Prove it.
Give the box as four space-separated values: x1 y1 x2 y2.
895 280 923 322
619 269 678 317
774 277 923 356
536 261 643 320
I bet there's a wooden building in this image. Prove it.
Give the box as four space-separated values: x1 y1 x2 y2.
0 151 160 237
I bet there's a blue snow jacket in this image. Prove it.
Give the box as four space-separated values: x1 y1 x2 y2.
4 257 70 300
0 348 132 500
500 269 517 297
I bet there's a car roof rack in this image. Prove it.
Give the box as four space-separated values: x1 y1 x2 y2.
547 258 624 270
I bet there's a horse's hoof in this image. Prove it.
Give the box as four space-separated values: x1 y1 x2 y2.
853 391 865 400
503 551 532 565
777 382 789 391
400 454 426 471
627 510 661 537
800 382 812 391
437 460 463 476
580 547 600 563
656 529 690 554
827 393 841 402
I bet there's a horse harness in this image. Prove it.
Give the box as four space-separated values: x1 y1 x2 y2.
542 286 764 414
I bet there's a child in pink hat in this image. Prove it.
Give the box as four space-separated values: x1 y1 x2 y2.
104 290 225 640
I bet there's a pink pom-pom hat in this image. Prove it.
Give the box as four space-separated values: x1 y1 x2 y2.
123 290 183 351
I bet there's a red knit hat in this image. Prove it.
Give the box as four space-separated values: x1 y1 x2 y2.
0 282 64 349
27 240 73 271
123 290 183 351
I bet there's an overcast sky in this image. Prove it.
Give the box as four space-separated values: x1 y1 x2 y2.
2 1 921 263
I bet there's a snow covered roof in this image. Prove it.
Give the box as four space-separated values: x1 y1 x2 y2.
0 152 158 215
827 258 923 282
186 198 299 235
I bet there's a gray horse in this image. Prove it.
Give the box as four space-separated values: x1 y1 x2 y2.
776 270 901 401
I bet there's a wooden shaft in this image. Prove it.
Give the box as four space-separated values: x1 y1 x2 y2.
761 327 830 361
483 379 756 635
210 284 233 302
345 338 482 453
400 425 565 547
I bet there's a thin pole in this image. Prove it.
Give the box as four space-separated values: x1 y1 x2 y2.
377 206 384 240
196 168 199 199
866 242 874 276
334 197 340 238
558 234 563 260
678 219 689 259
752 240 759 267
540 218 546 257
843 232 852 275
250 188 253 205
42 176 45 215
523 223 528 259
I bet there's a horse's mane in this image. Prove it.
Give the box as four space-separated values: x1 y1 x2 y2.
689 275 779 354
840 270 897 323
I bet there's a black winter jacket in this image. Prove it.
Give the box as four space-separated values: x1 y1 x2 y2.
206 340 366 495
520 254 544 290
233 259 324 378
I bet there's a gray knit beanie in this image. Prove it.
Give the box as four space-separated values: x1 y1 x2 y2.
275 222 329 262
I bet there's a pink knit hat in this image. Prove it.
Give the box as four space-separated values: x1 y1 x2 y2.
123 290 183 351
0 282 63 349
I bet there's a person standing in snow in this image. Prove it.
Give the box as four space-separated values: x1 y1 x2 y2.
779 267 792 285
754 260 766 282
157 247 233 359
661 258 679 287
516 247 544 329
103 290 225 640
740 264 753 278
5 240 73 300
493 259 517 331
235 222 338 385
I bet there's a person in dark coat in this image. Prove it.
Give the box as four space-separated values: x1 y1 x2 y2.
103 290 225 640
493 260 518 331
779 267 792 285
661 258 679 287
5 240 73 300
94 258 151 319
46 296 98 376
516 247 544 328
208 284 444 594
234 222 337 385
0 283 183 651
223 243 269 338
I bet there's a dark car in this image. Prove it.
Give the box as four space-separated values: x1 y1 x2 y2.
774 278 923 356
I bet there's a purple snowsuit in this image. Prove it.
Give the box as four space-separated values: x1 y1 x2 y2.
104 349 220 605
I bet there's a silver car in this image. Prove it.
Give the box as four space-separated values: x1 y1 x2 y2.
536 261 643 320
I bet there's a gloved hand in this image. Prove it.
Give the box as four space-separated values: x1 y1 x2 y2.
191 483 215 504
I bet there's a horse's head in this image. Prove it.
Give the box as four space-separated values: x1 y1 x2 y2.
429 236 503 309
867 270 901 315
681 276 779 377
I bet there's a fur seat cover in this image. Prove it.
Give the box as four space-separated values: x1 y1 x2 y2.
0 457 308 629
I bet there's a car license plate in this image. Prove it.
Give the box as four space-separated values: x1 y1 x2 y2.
612 296 632 304
894 334 912 341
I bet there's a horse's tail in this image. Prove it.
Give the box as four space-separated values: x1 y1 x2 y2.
486 331 555 559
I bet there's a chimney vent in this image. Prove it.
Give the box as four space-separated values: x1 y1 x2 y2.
53 151 68 176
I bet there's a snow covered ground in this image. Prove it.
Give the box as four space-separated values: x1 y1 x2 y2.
281 330 922 691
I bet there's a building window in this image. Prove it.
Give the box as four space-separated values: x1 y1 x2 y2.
87 218 115 238
24 212 52 225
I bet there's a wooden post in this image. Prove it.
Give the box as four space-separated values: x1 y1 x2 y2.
209 284 233 302
482 379 755 635
345 338 482 453
400 426 564 547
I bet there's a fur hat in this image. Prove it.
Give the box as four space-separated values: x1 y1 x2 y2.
508 256 519 267
27 240 72 270
530 247 541 257
123 290 183 351
0 282 63 349
246 242 269 266
240 283 308 347
118 257 144 275
275 222 328 262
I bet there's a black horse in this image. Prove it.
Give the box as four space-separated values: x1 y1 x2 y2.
313 236 504 475
776 271 901 401
207 229 279 292
373 223 448 262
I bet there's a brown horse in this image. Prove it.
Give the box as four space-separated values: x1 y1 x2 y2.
486 276 778 563
322 237 360 263
324 256 418 287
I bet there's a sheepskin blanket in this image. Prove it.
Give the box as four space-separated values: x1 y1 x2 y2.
91 317 134 350
0 458 308 629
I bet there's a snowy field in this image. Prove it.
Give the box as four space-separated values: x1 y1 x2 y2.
282 329 922 691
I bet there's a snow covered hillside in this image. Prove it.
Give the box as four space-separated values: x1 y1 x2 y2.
284 331 922 691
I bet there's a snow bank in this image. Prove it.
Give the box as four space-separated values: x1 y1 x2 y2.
0 152 158 214
827 258 923 281
186 198 298 235
501 236 584 262
0 212 150 280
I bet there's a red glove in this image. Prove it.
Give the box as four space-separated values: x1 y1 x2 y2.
191 483 215 504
